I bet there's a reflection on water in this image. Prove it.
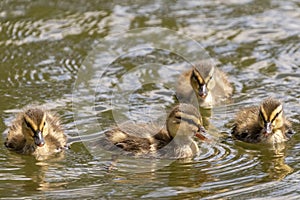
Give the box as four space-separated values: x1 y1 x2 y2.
235 141 294 181
0 152 67 197
0 0 300 199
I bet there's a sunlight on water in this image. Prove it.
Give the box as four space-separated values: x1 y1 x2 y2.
0 0 299 199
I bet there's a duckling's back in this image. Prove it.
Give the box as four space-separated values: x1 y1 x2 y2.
96 122 172 157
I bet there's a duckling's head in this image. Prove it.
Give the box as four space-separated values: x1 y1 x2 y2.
22 108 48 147
190 63 215 99
166 104 208 141
258 98 284 137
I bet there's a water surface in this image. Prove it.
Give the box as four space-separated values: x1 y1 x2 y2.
0 0 299 199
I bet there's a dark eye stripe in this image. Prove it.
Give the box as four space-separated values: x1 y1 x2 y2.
179 117 199 128
271 109 282 123
175 116 198 126
175 116 181 119
206 75 213 84
192 70 204 86
259 110 267 123
24 119 30 127
24 119 36 134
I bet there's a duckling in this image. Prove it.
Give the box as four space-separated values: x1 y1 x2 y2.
4 108 67 158
176 62 233 108
100 104 209 159
232 98 295 144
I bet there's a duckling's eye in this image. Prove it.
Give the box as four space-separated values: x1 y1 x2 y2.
172 116 181 124
207 76 213 84
41 121 46 131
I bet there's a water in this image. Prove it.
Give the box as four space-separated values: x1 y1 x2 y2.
0 0 300 199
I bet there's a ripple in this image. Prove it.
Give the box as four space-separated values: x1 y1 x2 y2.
1 0 300 199
198 142 261 192
0 10 107 46
205 170 300 199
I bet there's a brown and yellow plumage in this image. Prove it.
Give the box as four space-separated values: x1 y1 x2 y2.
98 104 209 159
176 62 233 108
232 98 295 144
4 107 67 159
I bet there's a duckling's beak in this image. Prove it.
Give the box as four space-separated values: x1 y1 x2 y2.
34 130 45 147
198 85 208 98
263 122 272 136
195 126 208 141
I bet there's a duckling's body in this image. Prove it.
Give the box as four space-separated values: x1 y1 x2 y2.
176 62 232 108
100 104 208 159
232 98 294 144
5 108 67 158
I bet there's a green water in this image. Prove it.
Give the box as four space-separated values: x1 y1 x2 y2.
0 0 299 199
